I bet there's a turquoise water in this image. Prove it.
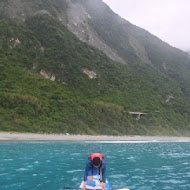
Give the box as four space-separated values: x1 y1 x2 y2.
1 142 190 190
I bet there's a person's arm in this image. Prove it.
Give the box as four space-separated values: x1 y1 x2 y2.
84 160 90 181
101 160 106 190
83 160 91 189
102 160 106 183
100 181 105 190
82 181 86 190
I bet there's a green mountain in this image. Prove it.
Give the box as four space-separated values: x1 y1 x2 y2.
1 0 190 136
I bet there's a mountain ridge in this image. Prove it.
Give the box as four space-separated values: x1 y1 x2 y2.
1 0 190 135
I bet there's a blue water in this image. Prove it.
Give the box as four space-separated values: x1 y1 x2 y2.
1 142 190 190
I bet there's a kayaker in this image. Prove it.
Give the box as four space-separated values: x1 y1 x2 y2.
83 153 106 190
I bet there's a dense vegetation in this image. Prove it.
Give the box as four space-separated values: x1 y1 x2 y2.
1 2 190 136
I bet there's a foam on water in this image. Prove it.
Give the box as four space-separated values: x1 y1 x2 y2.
16 168 29 171
66 169 83 173
85 141 152 143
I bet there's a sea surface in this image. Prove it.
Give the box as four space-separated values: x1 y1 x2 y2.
0 141 190 190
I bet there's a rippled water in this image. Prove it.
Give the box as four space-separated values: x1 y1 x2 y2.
1 142 190 190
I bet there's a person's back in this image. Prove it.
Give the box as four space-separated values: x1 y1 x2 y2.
83 153 106 190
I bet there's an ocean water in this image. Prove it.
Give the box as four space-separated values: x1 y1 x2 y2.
0 142 190 190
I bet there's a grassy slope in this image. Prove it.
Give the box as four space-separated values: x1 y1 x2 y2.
1 16 190 135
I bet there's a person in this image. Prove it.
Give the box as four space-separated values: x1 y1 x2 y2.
83 153 106 190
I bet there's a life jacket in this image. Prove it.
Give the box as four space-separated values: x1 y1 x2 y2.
89 153 104 161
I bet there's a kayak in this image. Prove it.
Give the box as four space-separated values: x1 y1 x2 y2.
79 175 111 190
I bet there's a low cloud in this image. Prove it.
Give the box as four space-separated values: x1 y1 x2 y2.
103 0 190 51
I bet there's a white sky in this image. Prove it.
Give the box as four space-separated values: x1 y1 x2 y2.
103 0 190 51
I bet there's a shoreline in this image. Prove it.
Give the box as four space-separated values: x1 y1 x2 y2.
1 132 190 143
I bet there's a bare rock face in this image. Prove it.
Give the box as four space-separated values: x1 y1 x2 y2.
129 35 152 65
166 95 175 102
40 70 56 81
82 69 97 79
64 0 152 65
65 1 125 64
9 38 21 49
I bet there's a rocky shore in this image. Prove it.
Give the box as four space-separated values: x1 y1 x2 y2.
1 132 190 143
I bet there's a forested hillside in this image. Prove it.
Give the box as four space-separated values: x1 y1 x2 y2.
1 0 190 136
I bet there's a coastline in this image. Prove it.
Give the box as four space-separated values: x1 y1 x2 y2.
1 132 190 143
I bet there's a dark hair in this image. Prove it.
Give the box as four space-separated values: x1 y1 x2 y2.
92 157 101 167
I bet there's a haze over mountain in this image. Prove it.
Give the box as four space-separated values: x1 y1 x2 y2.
1 0 190 135
103 0 190 52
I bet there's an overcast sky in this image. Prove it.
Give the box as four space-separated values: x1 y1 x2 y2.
103 0 190 51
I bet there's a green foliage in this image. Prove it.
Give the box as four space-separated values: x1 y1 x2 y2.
1 14 190 136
